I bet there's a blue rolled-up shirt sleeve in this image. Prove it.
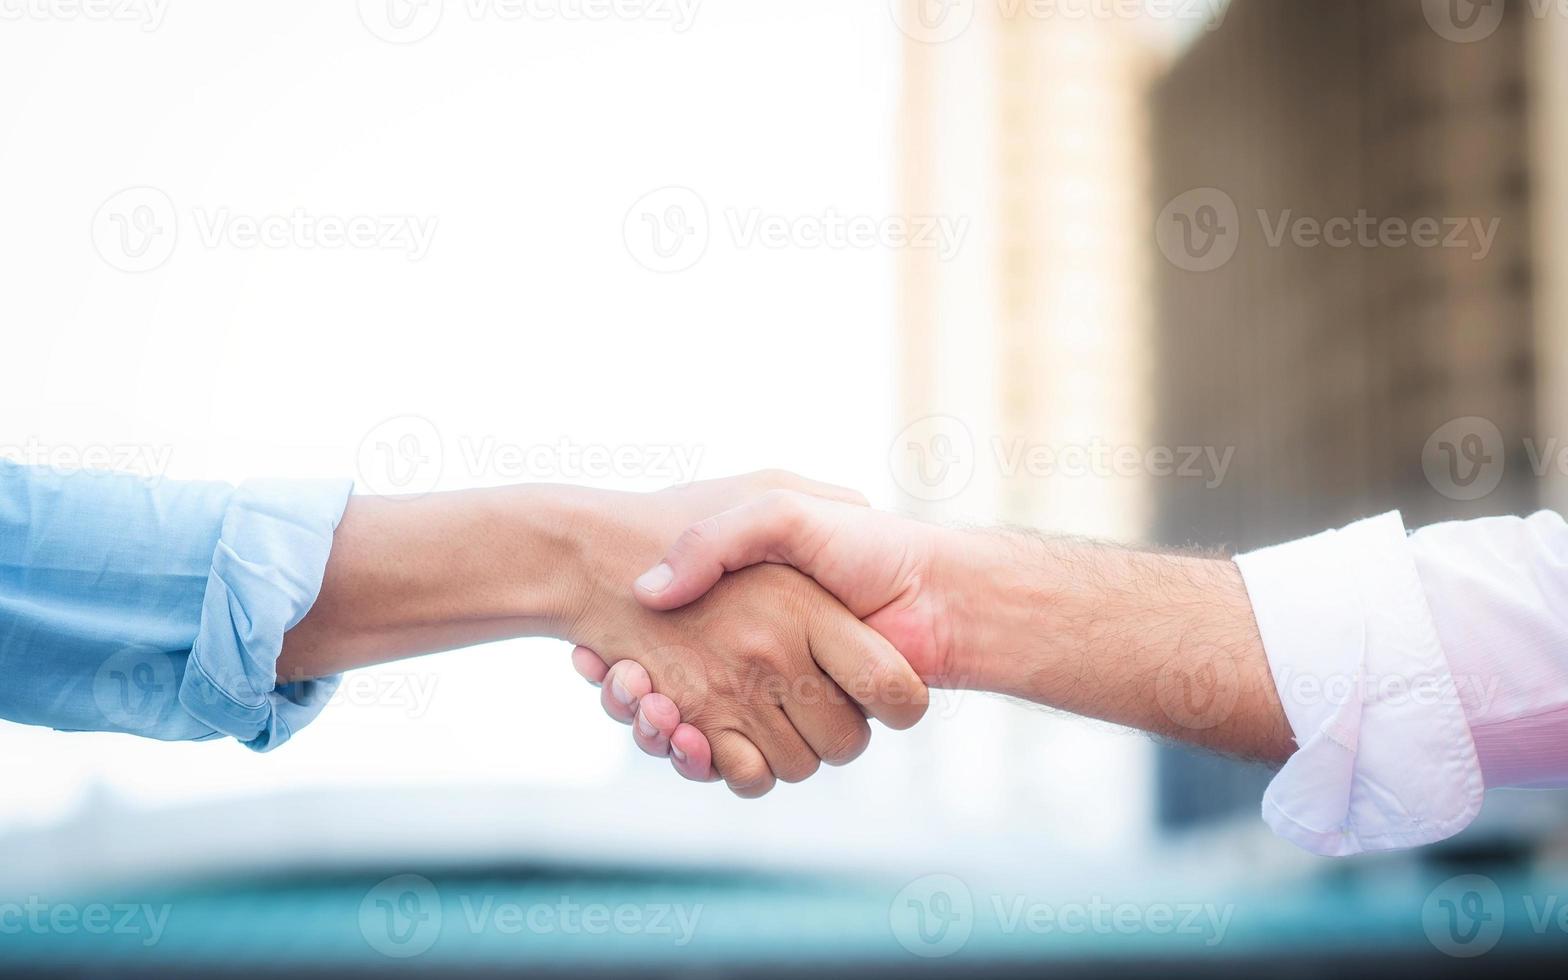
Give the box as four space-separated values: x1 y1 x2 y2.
0 459 352 750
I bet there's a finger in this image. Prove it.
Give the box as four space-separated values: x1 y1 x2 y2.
708 729 775 798
669 723 716 781
633 693 679 757
571 645 609 686
779 669 872 767
808 611 929 731
746 706 821 784
599 660 652 725
753 469 870 508
636 491 834 611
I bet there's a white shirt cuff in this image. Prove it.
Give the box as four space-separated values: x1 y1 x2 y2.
1235 512 1484 856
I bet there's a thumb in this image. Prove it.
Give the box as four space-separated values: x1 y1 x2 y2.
634 491 827 611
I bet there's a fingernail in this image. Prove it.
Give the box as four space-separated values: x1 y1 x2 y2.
671 745 688 764
635 562 674 595
611 676 635 709
636 715 659 738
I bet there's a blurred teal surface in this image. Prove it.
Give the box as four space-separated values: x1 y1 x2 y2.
3 864 1566 972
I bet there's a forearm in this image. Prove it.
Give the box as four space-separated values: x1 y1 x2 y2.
940 529 1293 763
278 485 601 682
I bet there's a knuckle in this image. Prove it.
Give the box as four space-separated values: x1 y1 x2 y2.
774 752 820 784
759 489 807 530
635 732 668 757
609 659 646 684
822 719 872 765
751 468 800 491
726 760 774 797
734 628 782 666
676 516 722 554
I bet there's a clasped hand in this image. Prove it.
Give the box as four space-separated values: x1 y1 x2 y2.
563 473 949 796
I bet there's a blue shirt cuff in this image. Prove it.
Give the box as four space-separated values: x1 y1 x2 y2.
179 478 352 751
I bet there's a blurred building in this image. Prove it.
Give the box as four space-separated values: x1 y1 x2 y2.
894 3 1214 848
894 0 1568 844
1148 0 1563 830
897 4 1184 539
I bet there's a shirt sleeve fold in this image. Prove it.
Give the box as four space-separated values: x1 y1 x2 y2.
1236 512 1485 856
0 461 350 751
180 478 352 751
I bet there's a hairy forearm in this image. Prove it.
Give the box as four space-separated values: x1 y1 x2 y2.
940 529 1294 764
277 485 600 683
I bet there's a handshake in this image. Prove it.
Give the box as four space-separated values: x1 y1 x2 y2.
566 471 949 796
281 470 1293 793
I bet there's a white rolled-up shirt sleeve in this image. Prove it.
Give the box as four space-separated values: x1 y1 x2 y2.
1235 509 1568 856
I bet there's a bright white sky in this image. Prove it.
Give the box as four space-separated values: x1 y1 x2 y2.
0 2 1185 886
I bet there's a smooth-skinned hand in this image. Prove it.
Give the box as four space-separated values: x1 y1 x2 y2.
574 491 955 782
567 480 930 795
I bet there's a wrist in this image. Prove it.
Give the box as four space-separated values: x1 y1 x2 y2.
492 483 634 640
514 485 683 644
281 484 616 678
936 527 1076 697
